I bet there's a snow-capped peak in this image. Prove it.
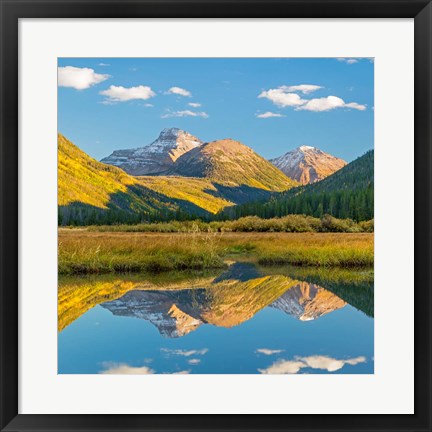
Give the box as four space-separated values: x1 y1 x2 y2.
270 282 346 321
100 128 203 175
270 145 347 184
299 145 316 151
146 128 202 153
158 127 181 138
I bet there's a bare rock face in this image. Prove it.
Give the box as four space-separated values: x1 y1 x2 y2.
100 290 203 338
270 282 346 321
270 146 347 184
100 128 203 175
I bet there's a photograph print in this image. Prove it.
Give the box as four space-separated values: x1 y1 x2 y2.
58 57 374 375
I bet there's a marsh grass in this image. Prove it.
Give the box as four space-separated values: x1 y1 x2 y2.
267 265 374 285
59 230 373 274
59 229 225 275
255 233 373 267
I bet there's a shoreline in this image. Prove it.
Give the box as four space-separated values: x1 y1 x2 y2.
59 230 374 275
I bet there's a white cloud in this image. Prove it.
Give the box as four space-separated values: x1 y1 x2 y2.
171 370 191 374
187 358 201 365
166 86 192 97
100 362 154 375
345 357 367 365
301 355 365 372
259 360 305 374
258 88 306 107
258 355 366 374
258 84 322 107
297 96 366 112
337 58 359 64
259 84 366 113
100 85 156 102
58 66 109 90
256 348 285 355
280 84 322 94
297 95 345 111
344 102 367 111
188 102 202 108
98 63 110 67
161 348 208 357
256 112 285 119
144 103 154 107
161 110 208 119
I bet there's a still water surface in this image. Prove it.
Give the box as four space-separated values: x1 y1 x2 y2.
58 262 374 374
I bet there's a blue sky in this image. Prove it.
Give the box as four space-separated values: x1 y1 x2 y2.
58 58 373 162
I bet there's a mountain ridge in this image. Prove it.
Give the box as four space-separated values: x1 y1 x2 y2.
167 138 298 191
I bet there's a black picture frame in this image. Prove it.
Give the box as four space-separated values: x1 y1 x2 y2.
1 1 431 431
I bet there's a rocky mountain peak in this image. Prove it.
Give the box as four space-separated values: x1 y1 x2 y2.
156 127 188 142
100 128 203 176
271 146 347 185
270 282 346 321
160 127 181 136
101 291 203 338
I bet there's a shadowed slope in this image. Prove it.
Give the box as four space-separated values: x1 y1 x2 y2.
59 134 298 223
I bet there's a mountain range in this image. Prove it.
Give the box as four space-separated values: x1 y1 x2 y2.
58 263 373 332
58 130 297 224
58 128 367 224
65 263 347 337
101 128 345 186
101 280 347 338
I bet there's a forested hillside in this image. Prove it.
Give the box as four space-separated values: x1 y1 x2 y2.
58 133 211 225
225 150 374 222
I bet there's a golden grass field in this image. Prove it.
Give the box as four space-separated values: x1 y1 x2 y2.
58 229 374 274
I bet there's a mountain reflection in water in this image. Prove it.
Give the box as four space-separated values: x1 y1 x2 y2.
58 262 374 374
99 278 347 338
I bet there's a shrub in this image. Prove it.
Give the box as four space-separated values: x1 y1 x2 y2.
359 219 374 233
320 214 362 233
86 214 373 234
